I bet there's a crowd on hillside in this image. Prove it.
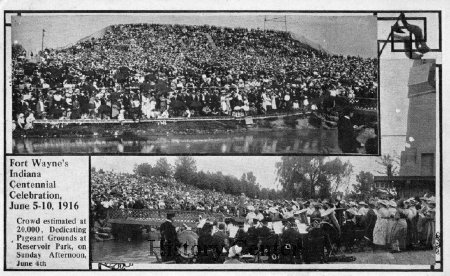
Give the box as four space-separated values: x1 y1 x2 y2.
12 23 377 128
91 170 243 215
91 170 435 263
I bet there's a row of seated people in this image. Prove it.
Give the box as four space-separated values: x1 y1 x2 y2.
159 212 369 264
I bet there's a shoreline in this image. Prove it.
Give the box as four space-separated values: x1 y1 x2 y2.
13 113 319 138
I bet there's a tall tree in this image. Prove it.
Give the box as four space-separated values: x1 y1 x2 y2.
152 157 173 178
353 171 375 199
12 42 26 59
322 158 353 193
276 156 353 199
133 163 153 178
174 156 197 184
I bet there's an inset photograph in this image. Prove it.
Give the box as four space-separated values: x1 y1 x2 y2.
9 13 378 154
90 154 438 267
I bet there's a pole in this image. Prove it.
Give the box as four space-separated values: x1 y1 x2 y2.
284 15 287 32
139 83 142 121
41 29 45 53
263 16 266 32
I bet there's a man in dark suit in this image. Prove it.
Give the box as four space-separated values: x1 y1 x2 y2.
197 223 222 263
280 218 302 263
13 95 29 116
246 219 260 254
258 218 276 260
159 212 179 262
213 223 230 252
337 107 358 153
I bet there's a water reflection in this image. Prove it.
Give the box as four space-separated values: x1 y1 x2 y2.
13 129 341 154
92 240 156 263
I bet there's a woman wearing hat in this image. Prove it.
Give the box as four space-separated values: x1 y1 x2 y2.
420 198 436 249
309 202 322 224
390 200 408 253
220 90 231 115
385 200 398 246
223 245 243 264
372 200 390 249
405 198 419 248
417 195 430 241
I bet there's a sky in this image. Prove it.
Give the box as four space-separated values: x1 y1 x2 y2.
11 13 377 58
92 156 388 192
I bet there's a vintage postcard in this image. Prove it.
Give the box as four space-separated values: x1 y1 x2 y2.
1 0 448 275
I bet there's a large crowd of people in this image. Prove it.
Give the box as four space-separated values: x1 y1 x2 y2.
91 170 436 264
91 171 246 215
12 23 377 130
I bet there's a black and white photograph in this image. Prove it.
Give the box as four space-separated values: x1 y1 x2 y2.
1 1 446 274
9 13 379 154
90 155 437 267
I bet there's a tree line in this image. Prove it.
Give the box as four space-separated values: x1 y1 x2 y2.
132 157 284 200
113 154 399 201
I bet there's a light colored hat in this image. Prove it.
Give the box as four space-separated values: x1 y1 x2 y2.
294 208 308 215
405 197 416 205
346 208 358 216
388 200 397 208
420 194 429 200
358 201 368 206
228 245 243 258
378 200 389 207
428 196 436 204
197 218 207 229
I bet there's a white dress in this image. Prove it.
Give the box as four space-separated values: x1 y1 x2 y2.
141 96 152 118
220 96 229 113
262 93 271 110
373 207 390 246
271 95 277 110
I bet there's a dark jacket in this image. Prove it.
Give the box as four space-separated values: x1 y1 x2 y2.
159 220 178 261
338 116 357 153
